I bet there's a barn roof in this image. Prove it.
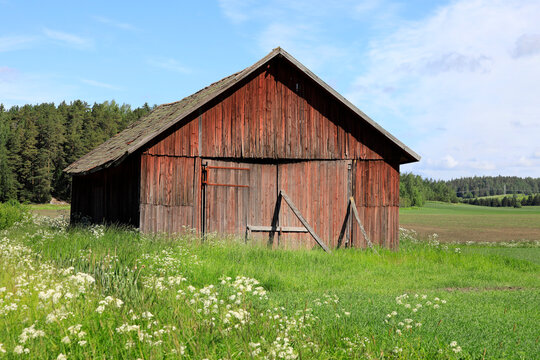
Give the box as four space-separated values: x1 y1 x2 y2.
65 47 420 175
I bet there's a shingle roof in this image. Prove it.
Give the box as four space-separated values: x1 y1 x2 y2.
65 47 420 175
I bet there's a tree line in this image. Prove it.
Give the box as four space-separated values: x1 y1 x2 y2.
399 173 459 207
400 173 540 208
0 101 153 203
462 194 540 208
446 176 540 198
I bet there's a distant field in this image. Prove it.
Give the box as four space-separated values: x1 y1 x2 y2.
399 201 540 243
28 204 70 218
473 193 538 200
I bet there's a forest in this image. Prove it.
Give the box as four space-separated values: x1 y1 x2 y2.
0 101 153 203
446 176 540 198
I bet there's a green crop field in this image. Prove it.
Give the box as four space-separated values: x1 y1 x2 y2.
399 201 540 243
0 202 539 359
473 194 538 201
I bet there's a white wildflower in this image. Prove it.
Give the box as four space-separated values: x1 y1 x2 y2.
61 336 70 344
57 353 67 360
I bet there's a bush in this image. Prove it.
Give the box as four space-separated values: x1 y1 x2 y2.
0 200 27 230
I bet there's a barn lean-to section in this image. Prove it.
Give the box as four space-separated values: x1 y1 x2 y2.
65 48 419 250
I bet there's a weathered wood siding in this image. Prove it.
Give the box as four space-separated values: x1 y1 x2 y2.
139 154 201 234
352 160 400 249
146 58 401 163
277 160 350 249
71 155 140 226
138 57 401 248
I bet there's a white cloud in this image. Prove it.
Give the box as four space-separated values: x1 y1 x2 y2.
517 156 533 167
0 68 73 107
0 35 35 52
218 0 258 24
512 33 540 58
81 78 120 91
93 16 136 31
147 57 191 74
348 0 540 179
425 155 459 169
43 28 93 49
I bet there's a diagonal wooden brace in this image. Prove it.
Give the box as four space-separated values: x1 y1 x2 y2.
279 190 331 253
349 197 378 254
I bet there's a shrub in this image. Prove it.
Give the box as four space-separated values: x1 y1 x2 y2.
0 200 27 230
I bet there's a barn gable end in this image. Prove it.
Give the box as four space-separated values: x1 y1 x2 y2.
66 48 419 250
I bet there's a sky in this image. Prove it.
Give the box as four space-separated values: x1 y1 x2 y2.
1 0 539 179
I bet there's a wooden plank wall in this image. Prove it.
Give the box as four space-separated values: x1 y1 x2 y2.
138 57 402 248
352 160 400 249
200 160 353 250
203 159 250 236
70 154 140 226
277 161 350 249
139 154 200 234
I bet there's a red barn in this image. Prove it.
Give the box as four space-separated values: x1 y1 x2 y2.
65 48 419 250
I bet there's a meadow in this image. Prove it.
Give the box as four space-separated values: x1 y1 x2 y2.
400 201 540 243
0 203 539 359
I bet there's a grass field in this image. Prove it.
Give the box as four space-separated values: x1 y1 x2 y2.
399 201 540 243
1 206 539 359
473 194 538 201
28 204 70 218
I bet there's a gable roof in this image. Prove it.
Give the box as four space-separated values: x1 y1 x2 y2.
65 47 420 175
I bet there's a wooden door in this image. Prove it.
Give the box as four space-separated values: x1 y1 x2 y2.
202 160 251 236
277 160 352 249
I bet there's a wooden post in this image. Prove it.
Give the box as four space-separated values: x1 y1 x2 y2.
268 193 282 248
280 190 331 253
336 200 351 249
349 196 378 255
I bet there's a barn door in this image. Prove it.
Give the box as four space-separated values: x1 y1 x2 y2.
201 160 250 236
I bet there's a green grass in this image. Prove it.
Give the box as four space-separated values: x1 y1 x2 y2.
1 215 539 359
0 200 28 230
400 201 540 243
28 204 70 210
28 203 70 219
462 247 540 265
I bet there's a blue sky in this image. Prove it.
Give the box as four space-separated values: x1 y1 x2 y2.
1 0 540 179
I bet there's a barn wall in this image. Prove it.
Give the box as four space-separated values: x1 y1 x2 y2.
139 153 201 234
137 156 400 248
139 57 402 248
352 160 400 249
70 154 140 226
146 58 401 162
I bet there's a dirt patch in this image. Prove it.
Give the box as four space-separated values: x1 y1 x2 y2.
31 208 69 218
405 225 540 243
443 286 526 292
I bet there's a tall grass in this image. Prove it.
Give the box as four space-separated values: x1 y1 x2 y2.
0 214 539 359
0 200 27 230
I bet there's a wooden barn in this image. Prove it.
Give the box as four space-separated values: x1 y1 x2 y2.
65 48 420 250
